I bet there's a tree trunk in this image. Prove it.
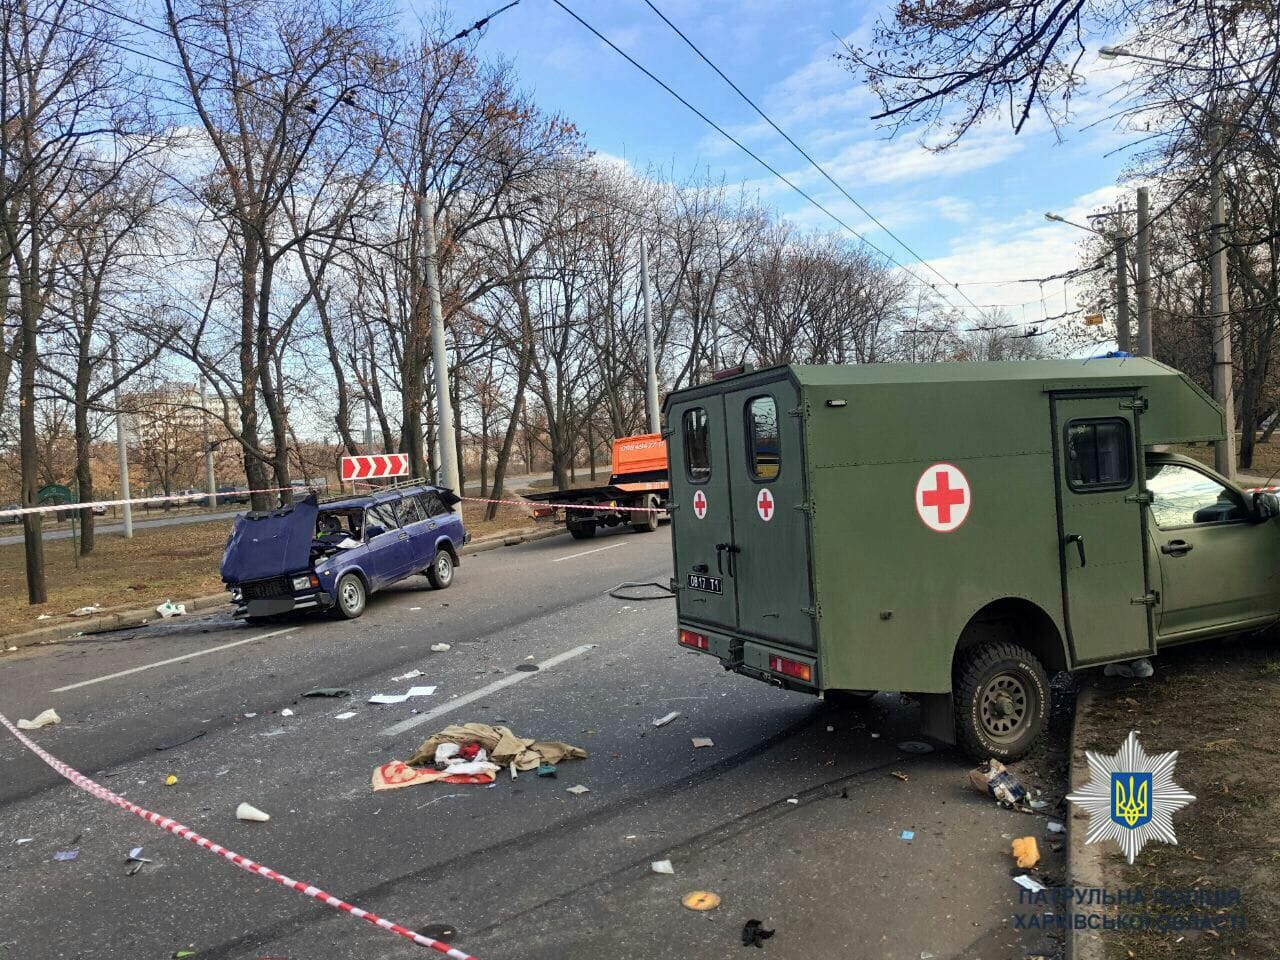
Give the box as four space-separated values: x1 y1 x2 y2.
241 240 272 512
74 395 95 555
19 274 46 604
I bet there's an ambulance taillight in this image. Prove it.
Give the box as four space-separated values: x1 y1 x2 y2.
679 629 709 651
768 654 812 683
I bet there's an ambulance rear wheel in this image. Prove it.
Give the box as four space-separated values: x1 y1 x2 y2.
954 641 1048 762
567 519 596 540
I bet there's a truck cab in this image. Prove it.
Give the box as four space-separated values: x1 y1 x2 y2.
665 360 1280 760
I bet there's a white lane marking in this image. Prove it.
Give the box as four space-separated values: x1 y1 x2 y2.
380 643 596 737
551 542 627 563
50 628 298 693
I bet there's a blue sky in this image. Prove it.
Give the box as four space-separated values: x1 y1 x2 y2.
470 0 1143 329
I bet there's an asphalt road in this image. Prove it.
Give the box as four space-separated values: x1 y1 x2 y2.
0 473 555 546
0 528 1065 959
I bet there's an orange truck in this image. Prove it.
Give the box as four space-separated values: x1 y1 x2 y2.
522 434 669 539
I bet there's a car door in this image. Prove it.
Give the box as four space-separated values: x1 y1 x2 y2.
395 494 433 572
722 382 816 650
419 490 463 552
667 397 740 631
1146 460 1280 638
364 501 413 587
1051 393 1154 664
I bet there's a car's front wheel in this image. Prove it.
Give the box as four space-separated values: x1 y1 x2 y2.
334 573 367 619
426 548 454 589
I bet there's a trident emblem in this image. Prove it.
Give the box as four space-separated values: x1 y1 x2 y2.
1111 772 1152 828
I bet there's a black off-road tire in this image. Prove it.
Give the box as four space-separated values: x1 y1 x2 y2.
567 519 597 540
426 548 454 590
954 640 1049 762
334 572 367 620
630 496 660 533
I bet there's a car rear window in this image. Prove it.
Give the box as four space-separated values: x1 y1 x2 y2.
684 407 711 483
418 491 447 517
747 395 780 480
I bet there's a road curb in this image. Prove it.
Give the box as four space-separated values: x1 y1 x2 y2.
1 524 568 653
1068 678 1107 960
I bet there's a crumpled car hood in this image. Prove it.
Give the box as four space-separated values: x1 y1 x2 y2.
220 494 319 583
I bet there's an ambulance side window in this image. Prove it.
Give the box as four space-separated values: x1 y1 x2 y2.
747 395 780 480
1064 418 1133 492
684 408 711 483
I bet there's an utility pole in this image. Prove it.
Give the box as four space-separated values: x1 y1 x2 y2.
1209 124 1237 478
1135 187 1153 357
362 361 373 453
111 340 133 538
640 238 660 434
421 195 460 496
200 377 216 509
1113 234 1132 353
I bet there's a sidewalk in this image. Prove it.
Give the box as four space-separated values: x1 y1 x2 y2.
1068 632 1279 959
0 525 565 652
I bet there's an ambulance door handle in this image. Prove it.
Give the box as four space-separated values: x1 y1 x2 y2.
1161 539 1193 557
715 543 729 575
1065 534 1086 567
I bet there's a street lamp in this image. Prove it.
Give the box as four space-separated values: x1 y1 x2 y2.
1044 209 1133 353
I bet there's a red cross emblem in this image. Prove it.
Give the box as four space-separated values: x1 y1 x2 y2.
915 463 971 532
756 488 775 521
692 489 708 519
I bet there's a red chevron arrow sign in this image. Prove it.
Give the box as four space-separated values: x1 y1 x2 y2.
341 453 410 482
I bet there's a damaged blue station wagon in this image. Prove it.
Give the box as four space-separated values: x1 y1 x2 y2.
220 483 468 623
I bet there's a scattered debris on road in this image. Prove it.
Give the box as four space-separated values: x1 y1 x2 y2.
126 846 151 863
890 771 909 782
651 860 674 874
69 604 103 617
367 685 436 705
691 737 714 748
566 784 590 795
1047 821 1065 834
53 850 78 861
390 669 425 681
280 709 294 717
303 687 351 698
651 711 680 727
155 600 187 618
682 890 720 911
968 759 1027 806
515 663 539 672
372 760 496 791
1012 874 1046 893
17 709 60 730
430 643 451 652
742 919 775 948
154 731 206 751
1011 836 1040 868
333 711 356 720
537 763 556 777
165 775 178 786
235 802 270 822
900 830 915 841
405 722 587 772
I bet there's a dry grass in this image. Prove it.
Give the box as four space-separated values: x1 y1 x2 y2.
0 502 542 637
1084 633 1280 959
1168 439 1280 481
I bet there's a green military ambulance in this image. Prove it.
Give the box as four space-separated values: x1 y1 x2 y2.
664 358 1280 760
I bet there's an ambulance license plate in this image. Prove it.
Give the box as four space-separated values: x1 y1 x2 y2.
687 574 722 594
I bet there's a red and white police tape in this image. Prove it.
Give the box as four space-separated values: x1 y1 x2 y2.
0 482 664 521
0 711 476 959
0 482 332 520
